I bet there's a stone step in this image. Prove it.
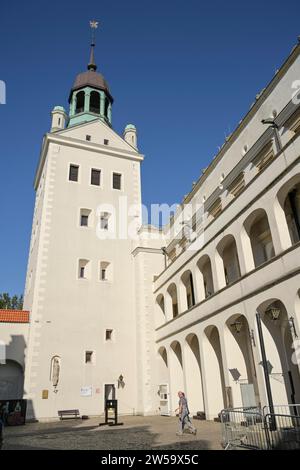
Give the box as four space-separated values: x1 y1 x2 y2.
193 411 206 420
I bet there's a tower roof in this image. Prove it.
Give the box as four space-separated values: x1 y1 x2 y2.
68 23 113 103
69 69 113 99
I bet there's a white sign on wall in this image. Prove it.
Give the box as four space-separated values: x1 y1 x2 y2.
80 386 92 397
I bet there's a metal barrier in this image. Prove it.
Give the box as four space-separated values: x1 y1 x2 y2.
220 408 268 450
221 405 300 450
264 413 300 450
263 403 300 417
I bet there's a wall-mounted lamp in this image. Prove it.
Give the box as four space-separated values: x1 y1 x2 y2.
265 306 281 321
261 118 282 150
230 320 243 334
118 374 125 389
261 118 279 129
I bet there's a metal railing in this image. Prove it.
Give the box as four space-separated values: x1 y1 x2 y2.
221 404 300 450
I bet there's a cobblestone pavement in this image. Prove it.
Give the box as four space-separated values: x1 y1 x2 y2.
2 415 223 450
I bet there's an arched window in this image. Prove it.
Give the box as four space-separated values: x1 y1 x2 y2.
283 183 300 245
90 91 100 114
217 234 241 286
244 209 275 268
75 91 85 114
167 283 178 318
197 255 214 298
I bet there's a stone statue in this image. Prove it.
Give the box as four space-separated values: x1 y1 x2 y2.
51 357 60 387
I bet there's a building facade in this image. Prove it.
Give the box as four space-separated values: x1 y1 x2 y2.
1 38 300 421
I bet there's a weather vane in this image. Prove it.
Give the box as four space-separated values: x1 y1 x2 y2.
87 20 99 71
89 20 99 44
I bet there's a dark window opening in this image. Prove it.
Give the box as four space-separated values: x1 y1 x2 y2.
106 329 113 341
85 351 93 363
69 165 79 182
91 169 101 186
75 91 85 114
80 266 85 278
90 91 100 114
86 135 91 141
81 215 88 227
104 139 109 145
113 173 122 190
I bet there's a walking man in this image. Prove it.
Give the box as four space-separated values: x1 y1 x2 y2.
175 391 197 436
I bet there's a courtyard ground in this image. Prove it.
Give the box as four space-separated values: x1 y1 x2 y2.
2 415 223 450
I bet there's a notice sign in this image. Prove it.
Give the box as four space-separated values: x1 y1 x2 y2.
80 386 92 397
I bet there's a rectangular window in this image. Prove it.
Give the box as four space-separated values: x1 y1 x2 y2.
112 173 122 190
86 135 91 141
80 214 88 227
101 269 106 280
105 329 113 341
104 139 109 145
69 164 79 182
78 259 89 279
85 351 93 363
91 169 101 186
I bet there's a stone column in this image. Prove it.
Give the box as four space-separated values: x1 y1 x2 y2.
84 91 90 113
191 262 205 304
236 225 255 275
108 102 112 124
100 92 105 117
213 249 227 291
164 289 174 322
177 277 188 313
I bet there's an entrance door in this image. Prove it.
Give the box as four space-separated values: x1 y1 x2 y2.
159 384 170 416
104 384 116 408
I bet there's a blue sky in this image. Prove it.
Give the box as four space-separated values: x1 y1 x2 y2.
0 0 299 295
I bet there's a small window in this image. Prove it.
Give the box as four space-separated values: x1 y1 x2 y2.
81 215 88 227
99 261 112 281
112 173 122 190
80 209 91 228
100 213 109 230
86 135 91 141
91 169 101 186
69 164 79 182
104 139 109 145
105 329 113 341
78 259 89 279
85 351 93 363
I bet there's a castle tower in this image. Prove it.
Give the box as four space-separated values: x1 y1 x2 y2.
23 25 144 419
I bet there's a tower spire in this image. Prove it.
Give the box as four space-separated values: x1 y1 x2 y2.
88 20 99 71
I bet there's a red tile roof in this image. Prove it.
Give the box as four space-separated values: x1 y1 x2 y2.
0 310 30 323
